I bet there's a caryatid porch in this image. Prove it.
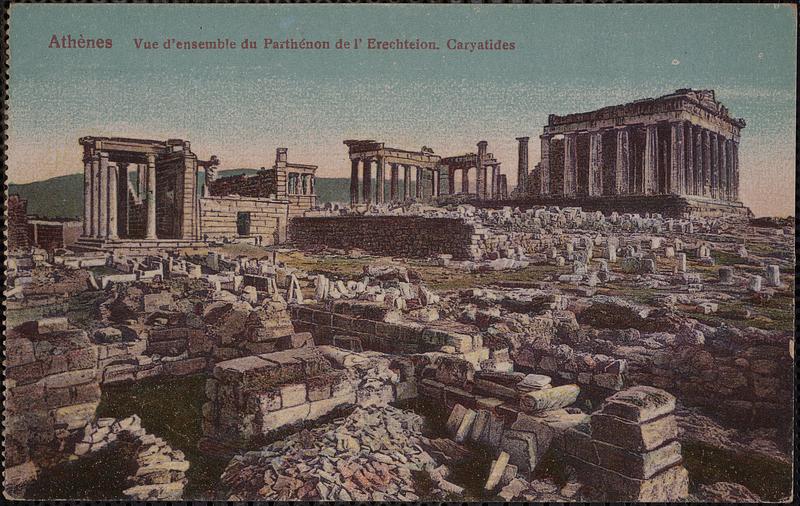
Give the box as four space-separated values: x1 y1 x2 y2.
526 89 744 202
345 140 444 204
79 136 218 243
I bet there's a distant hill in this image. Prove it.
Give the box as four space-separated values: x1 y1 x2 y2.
8 171 352 220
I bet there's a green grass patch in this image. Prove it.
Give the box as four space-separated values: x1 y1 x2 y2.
682 441 793 501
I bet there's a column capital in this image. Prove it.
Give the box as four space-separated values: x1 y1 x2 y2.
515 136 530 142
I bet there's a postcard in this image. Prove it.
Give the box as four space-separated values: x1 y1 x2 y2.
3 3 795 502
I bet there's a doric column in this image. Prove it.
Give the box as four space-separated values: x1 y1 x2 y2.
684 123 694 195
516 136 529 193
614 128 630 195
416 166 423 199
643 124 658 194
136 164 146 199
588 131 603 196
710 132 719 199
404 165 412 199
731 141 739 200
447 167 455 195
694 128 704 196
375 156 385 204
490 165 498 198
539 135 551 195
83 157 92 236
98 152 109 238
91 154 100 237
390 163 399 201
701 130 712 196
563 132 577 196
461 168 470 194
107 165 118 240
350 158 360 204
362 159 372 204
433 169 441 197
719 138 728 201
146 153 157 239
669 121 684 194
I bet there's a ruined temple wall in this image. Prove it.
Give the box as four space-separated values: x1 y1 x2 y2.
288 216 478 259
8 195 30 251
199 197 288 244
208 171 278 199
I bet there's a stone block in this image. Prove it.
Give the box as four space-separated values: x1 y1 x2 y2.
576 459 689 502
260 403 310 433
598 386 676 423
280 383 307 407
593 439 682 480
590 413 678 452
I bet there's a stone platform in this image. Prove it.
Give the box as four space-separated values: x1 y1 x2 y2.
72 237 208 254
468 194 752 218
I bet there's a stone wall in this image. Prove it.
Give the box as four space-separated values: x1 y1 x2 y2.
8 194 30 251
288 216 480 259
4 318 101 496
28 221 82 251
208 171 278 198
199 197 288 244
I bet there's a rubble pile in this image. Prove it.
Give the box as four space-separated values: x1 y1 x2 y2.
75 415 189 501
220 405 442 501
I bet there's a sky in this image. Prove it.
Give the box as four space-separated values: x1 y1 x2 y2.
6 4 797 216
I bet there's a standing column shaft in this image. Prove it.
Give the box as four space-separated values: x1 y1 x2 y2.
390 163 399 201
719 138 728 201
702 130 711 196
615 128 630 195
563 133 577 196
447 168 455 195
98 153 109 238
643 125 658 194
694 128 704 196
588 131 603 196
413 167 421 198
136 164 146 199
350 159 360 204
669 122 684 194
362 159 372 204
146 154 157 239
516 137 529 194
91 155 100 237
83 158 92 236
539 135 551 195
684 123 694 195
404 165 411 199
491 165 498 198
710 133 719 199
375 156 385 204
461 168 470 193
107 165 118 239
731 141 739 200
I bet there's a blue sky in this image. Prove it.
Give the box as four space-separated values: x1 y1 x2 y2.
7 4 796 215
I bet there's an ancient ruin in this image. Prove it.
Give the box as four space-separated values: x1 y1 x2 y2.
511 89 750 217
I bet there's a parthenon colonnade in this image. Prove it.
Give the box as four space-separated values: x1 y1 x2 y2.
522 89 744 202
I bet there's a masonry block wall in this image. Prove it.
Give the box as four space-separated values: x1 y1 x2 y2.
199 197 288 244
288 216 478 259
8 195 30 251
208 171 278 198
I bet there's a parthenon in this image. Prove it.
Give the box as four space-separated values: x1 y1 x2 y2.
346 139 506 204
520 89 745 204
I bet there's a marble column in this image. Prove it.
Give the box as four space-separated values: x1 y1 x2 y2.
669 122 684 195
416 166 423 199
432 169 440 197
375 156 385 204
491 165 498 198
614 128 630 195
137 164 146 199
694 128 704 196
447 167 455 195
362 159 372 204
516 136 529 193
107 165 118 240
563 132 577 196
701 130 711 197
710 132 719 199
146 154 157 239
404 165 412 199
719 138 728 201
91 154 100 237
643 125 658 194
731 141 739 200
98 152 109 238
461 168 470 194
539 135 551 195
350 159 360 204
390 163 399 201
83 158 92 236
588 131 603 196
684 123 694 195
117 162 129 238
